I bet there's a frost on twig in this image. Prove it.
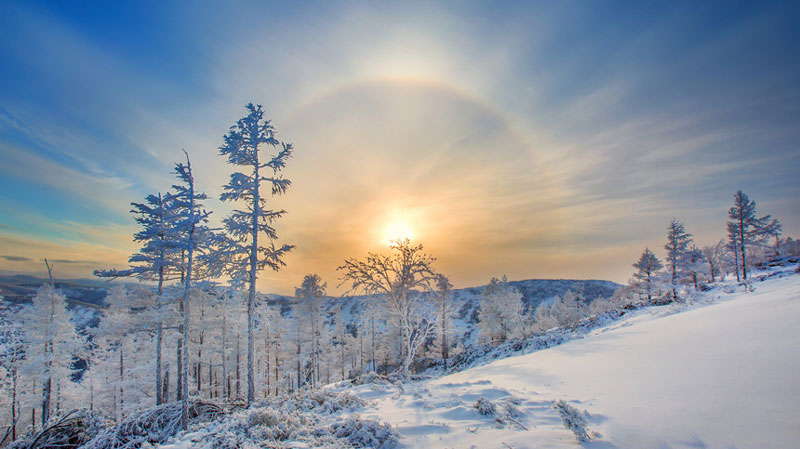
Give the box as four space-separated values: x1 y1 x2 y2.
554 400 591 442
80 399 223 449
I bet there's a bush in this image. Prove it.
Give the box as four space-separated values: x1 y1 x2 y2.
81 399 222 449
8 409 105 449
474 397 496 415
554 400 590 443
193 391 397 449
329 415 398 448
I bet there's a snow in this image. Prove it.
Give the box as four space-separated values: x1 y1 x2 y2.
343 269 800 449
153 266 800 449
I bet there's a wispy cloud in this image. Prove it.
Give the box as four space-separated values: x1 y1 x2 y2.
1 255 31 262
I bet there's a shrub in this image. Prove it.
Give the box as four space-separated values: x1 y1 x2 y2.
554 400 590 442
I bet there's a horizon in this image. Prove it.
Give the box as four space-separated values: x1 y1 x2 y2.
1 1 799 295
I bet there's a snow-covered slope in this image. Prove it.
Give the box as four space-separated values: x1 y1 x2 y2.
347 269 800 448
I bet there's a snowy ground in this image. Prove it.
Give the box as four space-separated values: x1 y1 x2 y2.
344 269 800 449
159 267 800 449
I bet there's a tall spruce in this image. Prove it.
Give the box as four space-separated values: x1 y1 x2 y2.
170 150 214 428
727 190 780 281
664 219 693 301
218 103 294 404
295 274 327 388
632 248 663 302
95 191 180 405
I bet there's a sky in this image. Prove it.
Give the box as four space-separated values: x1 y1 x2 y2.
1 1 798 295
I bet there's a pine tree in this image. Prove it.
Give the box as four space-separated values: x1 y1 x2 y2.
632 248 663 303
218 103 294 404
95 191 180 405
664 219 693 301
295 274 327 388
170 150 216 428
727 190 781 281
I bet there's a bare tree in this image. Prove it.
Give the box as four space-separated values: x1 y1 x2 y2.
338 239 439 377
701 239 726 283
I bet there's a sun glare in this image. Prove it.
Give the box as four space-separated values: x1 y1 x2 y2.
383 220 415 245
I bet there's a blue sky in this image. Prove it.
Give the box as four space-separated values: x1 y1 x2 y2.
1 1 798 294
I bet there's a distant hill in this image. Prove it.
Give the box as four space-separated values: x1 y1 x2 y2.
0 273 111 309
1 274 619 349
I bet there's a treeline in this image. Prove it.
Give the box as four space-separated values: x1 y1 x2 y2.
625 190 790 304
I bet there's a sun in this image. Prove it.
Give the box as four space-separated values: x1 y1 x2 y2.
383 220 415 245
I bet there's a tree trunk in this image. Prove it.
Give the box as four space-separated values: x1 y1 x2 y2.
31 382 36 433
42 371 51 427
181 217 194 429
155 263 164 405
119 345 125 420
11 366 16 441
264 325 270 398
739 216 747 280
163 368 169 403
176 341 183 401
222 312 228 400
247 159 260 405
236 335 241 398
296 326 302 390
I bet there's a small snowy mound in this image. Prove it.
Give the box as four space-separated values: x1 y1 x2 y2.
163 391 397 449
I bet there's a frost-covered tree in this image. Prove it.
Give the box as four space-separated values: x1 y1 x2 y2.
685 245 706 290
0 302 24 442
478 276 524 345
664 219 693 300
533 301 558 333
170 151 217 428
95 191 180 406
549 290 588 327
15 261 83 426
431 274 457 369
338 239 439 377
727 190 781 281
701 239 726 283
631 248 663 302
218 103 294 404
726 221 743 282
295 274 327 388
92 286 158 420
